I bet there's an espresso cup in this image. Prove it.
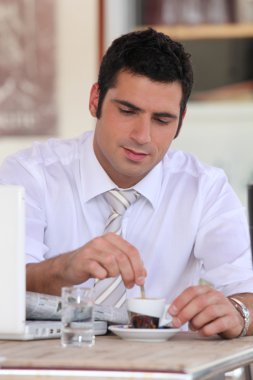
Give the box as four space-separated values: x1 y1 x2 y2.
127 298 172 329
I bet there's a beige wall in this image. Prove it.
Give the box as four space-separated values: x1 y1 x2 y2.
0 0 98 163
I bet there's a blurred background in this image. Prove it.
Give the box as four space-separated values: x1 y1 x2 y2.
0 0 252 205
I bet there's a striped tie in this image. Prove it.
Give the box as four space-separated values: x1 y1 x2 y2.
94 189 140 308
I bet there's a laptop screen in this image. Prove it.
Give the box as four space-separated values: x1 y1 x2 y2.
0 185 26 334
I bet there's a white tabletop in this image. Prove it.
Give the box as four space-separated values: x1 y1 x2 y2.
0 332 253 379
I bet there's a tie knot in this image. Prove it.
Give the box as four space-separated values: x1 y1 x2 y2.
104 189 140 215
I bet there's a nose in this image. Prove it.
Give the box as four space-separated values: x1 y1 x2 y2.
130 116 151 144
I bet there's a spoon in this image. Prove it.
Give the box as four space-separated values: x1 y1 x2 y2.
140 284 146 299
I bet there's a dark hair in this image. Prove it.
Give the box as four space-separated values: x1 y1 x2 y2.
97 28 193 137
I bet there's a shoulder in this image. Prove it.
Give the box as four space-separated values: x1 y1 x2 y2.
163 149 226 181
162 149 231 198
0 131 93 184
161 149 241 210
2 131 92 168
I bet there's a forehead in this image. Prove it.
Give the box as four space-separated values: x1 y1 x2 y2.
107 71 182 111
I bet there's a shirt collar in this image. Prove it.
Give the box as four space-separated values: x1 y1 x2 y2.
80 131 163 209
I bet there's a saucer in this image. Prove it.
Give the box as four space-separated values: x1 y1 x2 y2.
108 325 179 342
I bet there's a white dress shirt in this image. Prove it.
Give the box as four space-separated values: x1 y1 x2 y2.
0 131 253 302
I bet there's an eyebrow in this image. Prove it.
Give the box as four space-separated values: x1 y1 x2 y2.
112 99 141 112
111 98 178 120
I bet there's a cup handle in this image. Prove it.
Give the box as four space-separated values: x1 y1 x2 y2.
159 304 173 327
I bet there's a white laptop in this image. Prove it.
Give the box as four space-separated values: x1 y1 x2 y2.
0 185 107 340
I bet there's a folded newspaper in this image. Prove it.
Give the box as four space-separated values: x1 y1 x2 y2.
26 291 129 324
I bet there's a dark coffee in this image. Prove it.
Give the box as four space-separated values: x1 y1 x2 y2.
130 313 159 329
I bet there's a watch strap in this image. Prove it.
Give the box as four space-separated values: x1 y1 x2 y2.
228 296 250 338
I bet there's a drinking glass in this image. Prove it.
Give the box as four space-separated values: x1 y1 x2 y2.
61 287 95 348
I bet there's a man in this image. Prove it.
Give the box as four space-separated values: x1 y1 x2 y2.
0 28 253 339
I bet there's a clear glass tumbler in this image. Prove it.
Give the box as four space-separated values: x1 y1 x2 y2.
61 287 95 348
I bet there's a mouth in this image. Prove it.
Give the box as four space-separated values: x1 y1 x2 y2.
123 147 149 162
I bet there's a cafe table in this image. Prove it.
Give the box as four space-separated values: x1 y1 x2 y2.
0 331 253 380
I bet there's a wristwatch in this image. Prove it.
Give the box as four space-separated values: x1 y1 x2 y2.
228 296 251 337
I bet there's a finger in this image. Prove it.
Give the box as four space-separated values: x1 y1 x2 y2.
169 285 215 316
73 236 122 282
104 233 146 286
89 234 141 287
181 294 244 338
170 287 222 327
198 300 244 338
189 303 227 332
83 235 121 276
84 259 108 280
198 314 241 337
69 244 110 284
102 233 137 286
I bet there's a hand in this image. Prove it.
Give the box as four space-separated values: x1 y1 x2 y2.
67 232 147 288
168 285 244 338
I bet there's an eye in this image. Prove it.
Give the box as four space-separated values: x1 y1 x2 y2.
154 117 170 125
119 107 136 115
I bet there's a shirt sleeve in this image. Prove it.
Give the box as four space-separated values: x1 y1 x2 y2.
194 168 253 294
0 154 49 263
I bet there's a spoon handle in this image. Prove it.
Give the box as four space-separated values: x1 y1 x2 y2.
140 285 145 299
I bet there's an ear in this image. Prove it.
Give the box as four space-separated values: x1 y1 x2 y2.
89 83 99 117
